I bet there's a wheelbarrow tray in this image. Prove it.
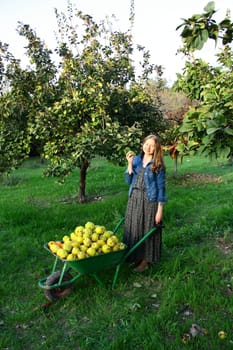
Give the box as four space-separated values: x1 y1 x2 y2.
44 243 127 275
39 220 163 300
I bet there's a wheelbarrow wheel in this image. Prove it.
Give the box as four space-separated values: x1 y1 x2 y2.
44 271 73 302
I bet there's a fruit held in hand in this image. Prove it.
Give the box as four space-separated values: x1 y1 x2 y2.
125 147 135 156
128 151 135 157
125 149 136 158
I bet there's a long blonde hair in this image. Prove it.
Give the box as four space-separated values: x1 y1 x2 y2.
142 134 165 172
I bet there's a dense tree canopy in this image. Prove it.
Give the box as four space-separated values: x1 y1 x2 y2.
0 2 165 201
175 1 233 161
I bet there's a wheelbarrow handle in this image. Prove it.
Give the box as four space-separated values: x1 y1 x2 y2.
111 223 164 288
113 217 125 233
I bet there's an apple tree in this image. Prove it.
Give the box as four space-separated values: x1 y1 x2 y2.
0 3 165 201
0 27 58 176
0 43 33 176
25 4 164 202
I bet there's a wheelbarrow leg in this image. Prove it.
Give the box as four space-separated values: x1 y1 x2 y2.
58 262 69 284
111 264 122 289
92 274 105 288
51 255 59 274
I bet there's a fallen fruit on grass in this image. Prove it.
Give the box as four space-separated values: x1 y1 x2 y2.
218 331 227 339
181 333 191 344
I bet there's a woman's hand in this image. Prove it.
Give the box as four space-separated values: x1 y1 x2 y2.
155 203 163 224
126 151 134 174
126 151 135 163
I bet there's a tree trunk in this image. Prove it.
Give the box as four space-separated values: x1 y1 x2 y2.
79 160 90 203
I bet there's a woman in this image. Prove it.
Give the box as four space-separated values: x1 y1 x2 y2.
123 134 167 272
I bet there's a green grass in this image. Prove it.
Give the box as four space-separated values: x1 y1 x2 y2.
0 156 233 349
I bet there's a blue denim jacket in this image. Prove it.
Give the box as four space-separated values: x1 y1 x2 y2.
125 155 167 203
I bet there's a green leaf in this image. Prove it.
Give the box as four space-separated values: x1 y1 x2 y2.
218 146 231 159
187 141 199 149
194 34 205 50
224 128 233 136
176 142 186 153
206 127 220 135
179 123 194 133
204 2 215 13
200 29 209 42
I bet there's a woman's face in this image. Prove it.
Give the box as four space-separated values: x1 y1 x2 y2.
142 138 156 155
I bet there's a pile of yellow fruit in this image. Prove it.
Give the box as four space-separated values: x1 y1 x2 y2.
48 221 126 261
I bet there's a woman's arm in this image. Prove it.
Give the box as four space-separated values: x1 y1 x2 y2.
155 169 167 224
155 202 163 224
156 169 167 203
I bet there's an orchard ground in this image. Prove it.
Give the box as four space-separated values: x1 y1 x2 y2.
0 155 233 350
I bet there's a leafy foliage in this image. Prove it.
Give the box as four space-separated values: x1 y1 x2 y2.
175 2 233 161
0 44 32 175
176 1 233 52
0 2 165 201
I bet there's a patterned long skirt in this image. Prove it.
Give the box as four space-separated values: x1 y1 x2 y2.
123 186 162 264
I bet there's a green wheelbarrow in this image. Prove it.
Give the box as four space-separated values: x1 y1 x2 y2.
38 217 162 301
